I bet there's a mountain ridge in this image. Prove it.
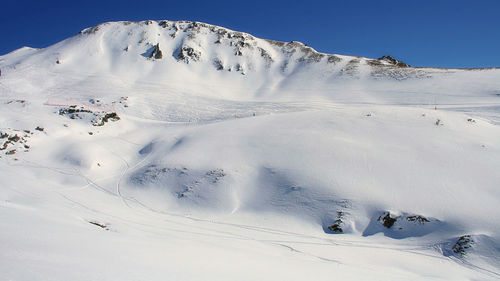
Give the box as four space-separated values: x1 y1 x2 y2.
2 19 498 71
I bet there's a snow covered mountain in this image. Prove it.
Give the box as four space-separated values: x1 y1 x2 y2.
1 20 499 280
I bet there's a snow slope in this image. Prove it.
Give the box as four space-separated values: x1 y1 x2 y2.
1 20 499 280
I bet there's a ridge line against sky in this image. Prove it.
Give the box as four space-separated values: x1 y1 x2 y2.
1 0 499 68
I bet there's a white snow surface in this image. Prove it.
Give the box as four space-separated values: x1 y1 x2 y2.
1 20 500 280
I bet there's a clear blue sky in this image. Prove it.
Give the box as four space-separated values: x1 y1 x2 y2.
1 0 499 68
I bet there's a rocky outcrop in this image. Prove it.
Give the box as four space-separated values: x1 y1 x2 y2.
327 211 346 233
58 104 120 126
175 46 201 63
149 43 163 59
378 55 410 67
363 211 441 238
452 235 474 256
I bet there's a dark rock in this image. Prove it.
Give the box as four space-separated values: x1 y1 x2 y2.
328 223 343 233
367 59 383 66
452 235 474 256
206 169 225 183
158 20 169 28
176 46 201 63
149 43 163 59
379 213 397 228
265 40 285 47
8 135 20 142
89 221 108 230
327 210 347 233
0 142 10 150
81 25 100 35
59 106 92 116
102 112 120 123
406 215 430 224
378 55 410 68
298 52 325 63
258 47 273 67
213 58 224 70
93 112 120 126
60 104 120 127
327 55 341 64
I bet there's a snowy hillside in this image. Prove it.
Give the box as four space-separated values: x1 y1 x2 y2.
1 20 499 280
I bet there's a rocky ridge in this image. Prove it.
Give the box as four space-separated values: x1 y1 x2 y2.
76 20 430 80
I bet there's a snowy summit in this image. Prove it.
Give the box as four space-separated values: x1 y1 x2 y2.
1 20 499 280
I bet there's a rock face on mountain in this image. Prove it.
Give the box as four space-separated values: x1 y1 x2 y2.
1 19 499 105
149 43 163 60
75 20 418 78
0 21 441 85
2 19 498 102
377 55 410 67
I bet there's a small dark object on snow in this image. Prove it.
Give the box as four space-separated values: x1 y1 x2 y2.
35 126 44 131
89 221 108 229
467 118 476 123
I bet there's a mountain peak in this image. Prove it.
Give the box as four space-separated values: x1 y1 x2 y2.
2 20 480 90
